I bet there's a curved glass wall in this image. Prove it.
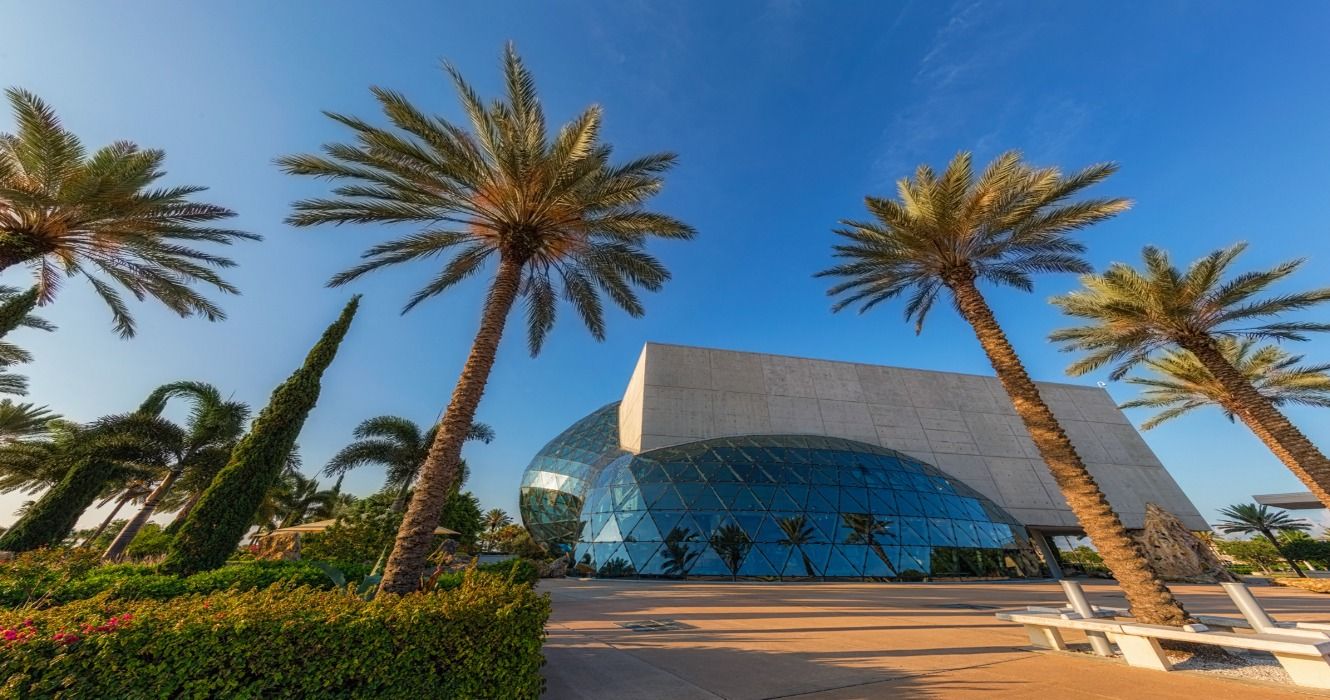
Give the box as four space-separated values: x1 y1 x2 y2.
571 435 1042 580
518 402 626 551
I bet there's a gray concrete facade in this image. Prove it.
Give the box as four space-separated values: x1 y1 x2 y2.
617 342 1206 531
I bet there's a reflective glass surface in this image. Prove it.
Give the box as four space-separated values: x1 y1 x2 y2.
518 403 626 551
570 435 1043 580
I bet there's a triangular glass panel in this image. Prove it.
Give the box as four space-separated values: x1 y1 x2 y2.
805 488 837 513
895 491 925 517
598 545 635 577
629 511 662 542
649 510 684 539
862 545 898 578
899 546 931 576
770 488 803 512
808 513 838 543
898 516 928 545
729 486 764 511
733 513 765 539
755 514 795 543
748 483 778 507
928 520 956 546
652 484 685 510
617 511 645 542
782 546 819 578
625 542 661 572
687 545 730 577
597 515 622 543
839 487 869 512
700 462 740 482
755 542 790 572
736 547 778 577
868 489 897 516
825 545 862 577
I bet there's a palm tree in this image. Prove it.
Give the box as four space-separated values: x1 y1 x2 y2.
271 472 339 529
279 45 694 593
0 88 259 337
81 480 152 546
842 513 898 577
101 382 249 561
0 286 54 395
0 400 58 442
709 523 752 579
1216 503 1311 578
817 150 1190 625
484 508 512 532
777 515 819 578
323 415 494 512
660 527 700 578
1051 244 1330 509
1121 339 1330 430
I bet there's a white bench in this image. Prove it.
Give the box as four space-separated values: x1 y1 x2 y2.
998 610 1330 689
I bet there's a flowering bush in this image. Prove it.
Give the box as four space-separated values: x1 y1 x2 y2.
0 572 549 698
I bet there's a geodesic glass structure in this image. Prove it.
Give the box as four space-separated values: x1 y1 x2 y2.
517 403 625 550
519 405 1043 580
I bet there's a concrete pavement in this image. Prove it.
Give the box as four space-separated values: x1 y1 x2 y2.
540 578 1330 699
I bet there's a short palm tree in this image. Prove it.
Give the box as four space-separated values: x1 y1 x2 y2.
0 88 258 337
843 513 898 577
818 150 1191 625
709 523 752 579
323 415 494 512
1051 245 1330 509
280 45 694 593
270 472 339 529
1122 339 1330 430
1215 503 1311 578
777 515 819 578
483 508 512 532
101 382 249 560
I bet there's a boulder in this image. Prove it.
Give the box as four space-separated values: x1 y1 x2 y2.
1136 503 1235 583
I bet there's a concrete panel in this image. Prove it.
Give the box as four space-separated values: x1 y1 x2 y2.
610 343 1207 533
761 354 818 398
709 349 767 394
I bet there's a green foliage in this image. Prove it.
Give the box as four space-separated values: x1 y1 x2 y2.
0 572 549 698
302 496 405 566
1281 538 1330 568
441 490 484 549
163 297 360 575
0 555 375 608
0 287 49 396
0 457 116 552
1215 537 1287 571
491 524 548 559
0 88 259 338
122 523 173 559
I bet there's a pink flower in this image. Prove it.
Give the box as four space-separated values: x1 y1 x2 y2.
3 629 17 641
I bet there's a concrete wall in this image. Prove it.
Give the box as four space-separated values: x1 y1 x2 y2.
617 342 1206 531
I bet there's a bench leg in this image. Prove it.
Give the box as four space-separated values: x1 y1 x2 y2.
1273 653 1330 689
1023 624 1068 651
1110 633 1172 671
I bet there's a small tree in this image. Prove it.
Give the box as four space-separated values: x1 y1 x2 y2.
162 297 360 575
1215 503 1311 577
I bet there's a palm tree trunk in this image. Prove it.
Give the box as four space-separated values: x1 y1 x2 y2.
1261 528 1307 578
390 480 411 513
82 494 131 547
103 470 180 561
1183 338 1330 508
947 275 1190 625
379 257 523 594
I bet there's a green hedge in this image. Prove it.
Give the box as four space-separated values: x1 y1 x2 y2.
0 554 370 608
0 572 550 698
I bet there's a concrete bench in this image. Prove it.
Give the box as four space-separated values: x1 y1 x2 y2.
998 610 1330 689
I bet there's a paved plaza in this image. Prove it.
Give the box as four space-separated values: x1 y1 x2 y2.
542 578 1330 699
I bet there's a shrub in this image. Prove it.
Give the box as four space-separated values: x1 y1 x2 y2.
0 572 550 698
477 558 541 587
181 560 333 594
124 523 173 559
0 549 101 607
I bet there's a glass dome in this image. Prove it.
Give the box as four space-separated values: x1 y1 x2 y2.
570 434 1043 580
518 402 626 551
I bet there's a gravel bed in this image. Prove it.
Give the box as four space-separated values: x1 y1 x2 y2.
1172 650 1292 685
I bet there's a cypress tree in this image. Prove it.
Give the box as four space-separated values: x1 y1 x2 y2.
161 296 360 575
0 455 114 551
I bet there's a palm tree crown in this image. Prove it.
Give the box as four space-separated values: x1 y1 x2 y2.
1216 503 1311 537
0 88 260 337
1122 339 1330 430
323 415 493 496
818 150 1128 331
1050 243 1330 380
277 44 694 355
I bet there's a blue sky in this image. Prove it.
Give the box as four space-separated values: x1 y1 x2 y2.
4 1 1330 531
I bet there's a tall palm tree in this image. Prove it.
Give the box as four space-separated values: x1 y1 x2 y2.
280 45 694 593
817 150 1190 625
1051 244 1330 509
0 88 259 337
323 415 494 512
0 400 58 442
101 382 249 561
1216 503 1312 578
777 515 819 578
1121 339 1330 430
